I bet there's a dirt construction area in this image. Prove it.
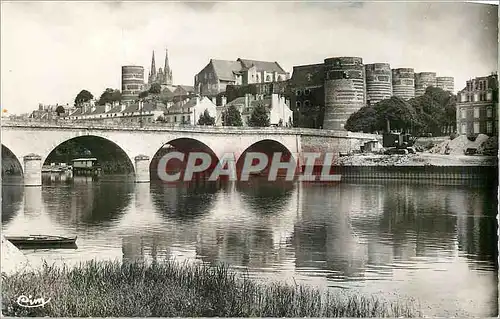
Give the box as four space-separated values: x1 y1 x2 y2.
334 134 498 166
335 152 497 166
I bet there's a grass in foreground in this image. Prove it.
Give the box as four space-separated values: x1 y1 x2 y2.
2 259 421 317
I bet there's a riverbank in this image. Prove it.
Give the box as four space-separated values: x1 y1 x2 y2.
335 152 498 166
1 260 421 317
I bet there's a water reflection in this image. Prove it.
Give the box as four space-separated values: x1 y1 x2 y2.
236 178 295 215
1 182 23 225
1 177 497 317
150 180 219 222
41 176 134 228
293 184 368 280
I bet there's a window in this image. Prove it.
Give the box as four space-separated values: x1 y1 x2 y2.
174 116 177 122
474 107 480 118
461 123 467 134
296 101 302 108
487 121 493 134
487 107 493 118
266 75 271 82
304 100 311 107
304 89 311 96
461 109 466 119
296 90 302 96
473 122 480 134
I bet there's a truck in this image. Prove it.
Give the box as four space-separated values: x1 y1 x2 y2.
382 119 418 155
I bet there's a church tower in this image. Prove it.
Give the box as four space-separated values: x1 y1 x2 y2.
163 48 173 85
148 51 156 84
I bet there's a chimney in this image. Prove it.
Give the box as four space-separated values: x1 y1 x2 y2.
245 94 249 108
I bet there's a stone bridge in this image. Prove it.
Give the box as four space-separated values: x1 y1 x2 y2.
1 120 380 186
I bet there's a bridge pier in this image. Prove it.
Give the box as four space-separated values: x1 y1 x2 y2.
134 155 150 183
23 153 42 186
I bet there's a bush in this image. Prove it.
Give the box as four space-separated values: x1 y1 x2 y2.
449 132 458 140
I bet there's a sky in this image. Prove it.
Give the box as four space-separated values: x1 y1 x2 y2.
1 1 498 115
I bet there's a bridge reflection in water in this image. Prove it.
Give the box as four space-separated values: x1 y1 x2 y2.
1 175 497 317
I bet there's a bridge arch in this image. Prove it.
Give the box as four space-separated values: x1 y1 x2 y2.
44 135 135 177
235 139 298 180
150 137 220 182
2 144 23 176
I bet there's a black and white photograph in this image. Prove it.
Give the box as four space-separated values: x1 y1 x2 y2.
1 1 498 317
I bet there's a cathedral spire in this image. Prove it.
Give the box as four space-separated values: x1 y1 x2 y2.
163 48 173 85
150 50 156 76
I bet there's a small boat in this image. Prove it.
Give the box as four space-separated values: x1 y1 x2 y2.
5 235 77 247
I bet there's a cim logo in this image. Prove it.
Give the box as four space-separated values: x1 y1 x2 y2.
16 295 51 308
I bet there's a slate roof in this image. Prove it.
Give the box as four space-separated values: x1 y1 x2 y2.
177 85 195 93
109 104 123 113
69 108 83 116
167 98 198 113
238 59 286 74
225 97 246 107
122 102 167 114
211 59 243 81
207 58 288 82
290 63 325 86
161 85 178 94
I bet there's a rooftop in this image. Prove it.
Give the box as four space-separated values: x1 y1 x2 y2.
209 58 288 82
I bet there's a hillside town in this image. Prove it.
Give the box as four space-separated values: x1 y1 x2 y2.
5 47 497 145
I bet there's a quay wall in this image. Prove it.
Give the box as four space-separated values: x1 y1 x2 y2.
333 165 497 183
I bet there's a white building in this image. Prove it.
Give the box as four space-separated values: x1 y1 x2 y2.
65 101 167 124
163 96 217 125
217 93 293 127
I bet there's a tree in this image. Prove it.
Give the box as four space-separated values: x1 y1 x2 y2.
55 105 65 116
97 88 121 105
197 109 215 125
74 90 94 107
344 88 457 136
344 105 377 133
248 103 270 127
156 115 166 122
148 83 162 94
138 90 149 100
222 105 243 126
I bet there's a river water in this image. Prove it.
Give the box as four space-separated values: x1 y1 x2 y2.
1 174 498 317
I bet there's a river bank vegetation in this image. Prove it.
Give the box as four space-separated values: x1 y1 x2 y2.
2 260 422 317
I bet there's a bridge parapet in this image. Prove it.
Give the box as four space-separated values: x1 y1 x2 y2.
2 119 380 140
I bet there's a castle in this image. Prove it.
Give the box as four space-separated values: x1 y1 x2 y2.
148 48 173 86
